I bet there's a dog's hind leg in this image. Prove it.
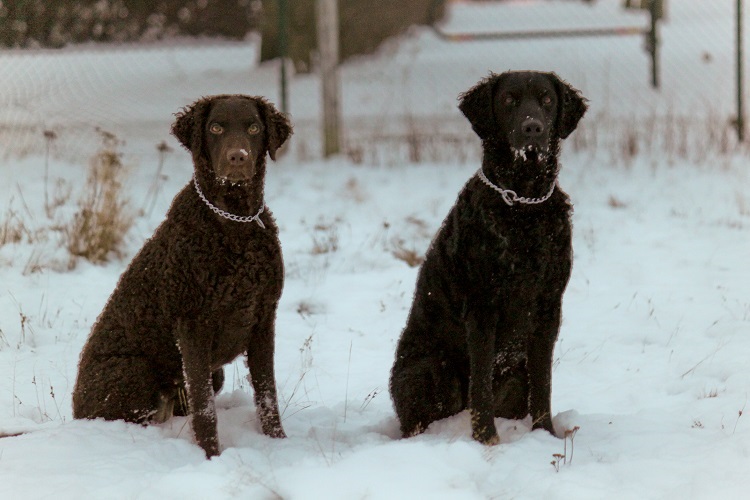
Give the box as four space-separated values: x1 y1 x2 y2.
211 368 225 394
73 355 164 424
390 354 464 438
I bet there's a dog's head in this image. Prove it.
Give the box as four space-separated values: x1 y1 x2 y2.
459 71 587 162
171 95 292 185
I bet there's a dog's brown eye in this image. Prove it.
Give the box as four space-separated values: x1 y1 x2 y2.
542 95 553 106
248 123 260 135
209 123 223 135
503 96 515 106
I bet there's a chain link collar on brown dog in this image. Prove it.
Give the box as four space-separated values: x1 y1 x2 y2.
193 175 265 228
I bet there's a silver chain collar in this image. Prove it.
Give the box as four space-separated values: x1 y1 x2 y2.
476 168 556 206
193 176 266 228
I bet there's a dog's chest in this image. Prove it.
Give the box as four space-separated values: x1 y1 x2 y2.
211 254 278 305
208 265 280 364
488 213 570 358
199 235 282 343
491 213 570 283
211 240 280 302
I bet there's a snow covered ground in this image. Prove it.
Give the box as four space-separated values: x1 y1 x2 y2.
1 0 749 498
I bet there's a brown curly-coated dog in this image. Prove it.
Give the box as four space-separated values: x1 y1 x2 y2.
73 95 292 458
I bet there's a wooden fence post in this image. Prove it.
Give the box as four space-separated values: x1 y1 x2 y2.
277 0 289 114
317 0 341 157
737 0 745 141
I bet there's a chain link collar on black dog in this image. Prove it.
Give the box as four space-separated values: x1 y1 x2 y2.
476 168 556 206
193 175 266 228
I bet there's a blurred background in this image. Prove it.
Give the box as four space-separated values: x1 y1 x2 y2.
0 0 746 165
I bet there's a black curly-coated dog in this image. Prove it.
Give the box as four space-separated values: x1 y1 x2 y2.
73 95 292 458
390 71 587 444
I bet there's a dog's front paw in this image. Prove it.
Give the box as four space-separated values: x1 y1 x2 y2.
471 409 500 445
262 422 287 439
199 436 220 459
471 423 500 445
270 428 287 439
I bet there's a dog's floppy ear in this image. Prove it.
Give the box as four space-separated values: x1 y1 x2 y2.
255 97 293 161
171 97 211 154
550 73 588 139
458 73 500 140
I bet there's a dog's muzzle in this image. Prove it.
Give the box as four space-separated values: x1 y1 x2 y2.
216 147 257 184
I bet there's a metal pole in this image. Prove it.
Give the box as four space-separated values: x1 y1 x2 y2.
738 0 745 142
317 0 341 157
649 0 660 89
278 0 289 114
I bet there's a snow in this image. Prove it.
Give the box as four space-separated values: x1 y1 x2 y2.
1 0 750 498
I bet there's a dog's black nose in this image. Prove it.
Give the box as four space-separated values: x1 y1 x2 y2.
521 117 544 138
226 148 248 165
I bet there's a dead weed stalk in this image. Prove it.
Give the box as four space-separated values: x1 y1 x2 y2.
64 129 134 266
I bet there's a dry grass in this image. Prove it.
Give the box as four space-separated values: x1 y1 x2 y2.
736 192 750 217
311 219 340 255
64 129 134 266
0 128 134 272
389 237 424 267
344 177 367 203
607 195 627 209
141 140 173 217
0 207 31 246
698 387 720 399
334 110 747 167
296 300 323 318
386 215 431 267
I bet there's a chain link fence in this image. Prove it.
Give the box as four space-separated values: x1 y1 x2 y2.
0 0 746 165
